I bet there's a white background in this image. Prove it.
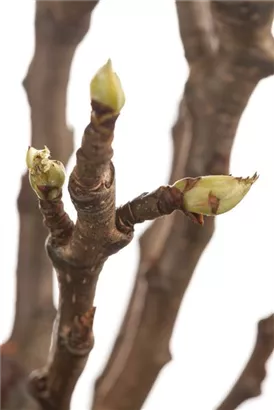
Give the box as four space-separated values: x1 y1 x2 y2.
1 1 274 409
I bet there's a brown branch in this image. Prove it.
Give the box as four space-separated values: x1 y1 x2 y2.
92 2 274 410
39 194 74 247
175 0 217 63
1 1 97 409
116 173 258 232
28 103 132 410
0 352 26 409
116 185 204 233
216 314 274 410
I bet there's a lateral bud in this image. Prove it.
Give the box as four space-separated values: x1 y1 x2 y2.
26 146 66 200
173 173 258 216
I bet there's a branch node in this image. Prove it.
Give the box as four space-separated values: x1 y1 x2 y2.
60 307 96 356
39 195 74 246
28 369 49 400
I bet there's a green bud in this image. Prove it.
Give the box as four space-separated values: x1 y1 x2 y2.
26 146 65 200
173 173 258 216
90 59 125 112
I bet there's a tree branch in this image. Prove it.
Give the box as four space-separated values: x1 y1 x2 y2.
28 97 132 409
1 1 97 409
116 185 203 230
116 173 257 230
175 0 217 62
216 314 274 410
92 2 274 410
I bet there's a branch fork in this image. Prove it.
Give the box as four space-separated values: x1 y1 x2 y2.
25 36 269 410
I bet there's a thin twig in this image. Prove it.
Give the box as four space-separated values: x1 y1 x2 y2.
116 185 203 231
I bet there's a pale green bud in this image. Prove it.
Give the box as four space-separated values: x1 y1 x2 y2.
173 173 258 216
26 146 65 200
90 59 125 112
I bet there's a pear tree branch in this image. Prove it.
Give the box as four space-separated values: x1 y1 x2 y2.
19 2 274 410
116 174 258 231
27 61 132 410
26 59 259 410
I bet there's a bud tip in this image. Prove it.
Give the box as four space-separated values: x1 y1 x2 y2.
90 59 125 112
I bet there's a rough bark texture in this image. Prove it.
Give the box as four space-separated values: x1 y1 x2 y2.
92 2 274 410
27 105 133 410
1 1 97 409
